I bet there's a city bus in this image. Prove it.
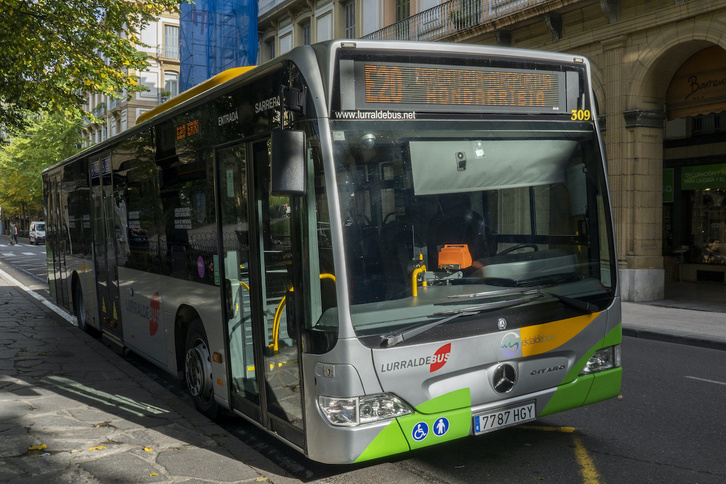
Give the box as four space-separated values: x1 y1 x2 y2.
43 40 621 464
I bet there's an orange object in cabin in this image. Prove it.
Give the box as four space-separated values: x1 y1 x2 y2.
438 244 473 270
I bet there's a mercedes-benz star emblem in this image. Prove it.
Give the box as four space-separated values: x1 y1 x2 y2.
493 363 517 394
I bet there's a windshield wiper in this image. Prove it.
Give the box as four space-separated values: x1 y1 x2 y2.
449 286 599 313
532 288 599 312
380 293 543 348
380 287 598 348
446 287 543 301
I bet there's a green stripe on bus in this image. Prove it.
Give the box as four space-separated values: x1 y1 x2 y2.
539 375 595 416
398 407 473 450
355 388 473 462
354 420 409 463
585 367 622 405
539 323 622 416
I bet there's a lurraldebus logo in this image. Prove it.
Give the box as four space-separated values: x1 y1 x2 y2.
429 343 451 372
379 343 452 374
501 332 522 358
149 292 160 336
125 292 161 336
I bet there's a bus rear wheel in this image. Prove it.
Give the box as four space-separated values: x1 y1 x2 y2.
184 319 219 419
73 281 88 332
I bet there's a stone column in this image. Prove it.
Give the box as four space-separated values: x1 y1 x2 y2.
621 109 666 301
600 38 632 295
620 110 665 301
601 37 665 301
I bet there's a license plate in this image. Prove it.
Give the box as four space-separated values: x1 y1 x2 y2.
473 402 536 434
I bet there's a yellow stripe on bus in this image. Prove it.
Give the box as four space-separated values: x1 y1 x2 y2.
520 312 601 357
136 66 256 124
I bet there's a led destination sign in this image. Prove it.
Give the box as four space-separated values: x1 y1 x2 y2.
357 62 566 114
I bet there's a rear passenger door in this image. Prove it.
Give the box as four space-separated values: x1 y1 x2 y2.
90 154 124 343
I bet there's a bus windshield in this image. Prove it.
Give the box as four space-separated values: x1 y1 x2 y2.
330 119 615 337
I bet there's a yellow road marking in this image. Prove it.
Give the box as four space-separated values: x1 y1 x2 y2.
520 425 602 484
573 433 602 484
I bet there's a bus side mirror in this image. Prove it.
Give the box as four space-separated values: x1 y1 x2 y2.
271 130 306 196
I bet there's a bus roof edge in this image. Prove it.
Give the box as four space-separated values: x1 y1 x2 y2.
136 66 257 125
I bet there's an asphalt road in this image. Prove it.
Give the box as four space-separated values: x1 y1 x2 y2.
2 240 724 483
0 239 47 278
279 335 726 484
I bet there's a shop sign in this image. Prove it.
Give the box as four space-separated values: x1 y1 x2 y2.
667 46 726 120
681 163 726 190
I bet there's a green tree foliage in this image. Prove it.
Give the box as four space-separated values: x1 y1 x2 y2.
0 113 85 219
0 0 184 135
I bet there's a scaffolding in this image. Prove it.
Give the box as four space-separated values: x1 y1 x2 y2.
179 0 258 93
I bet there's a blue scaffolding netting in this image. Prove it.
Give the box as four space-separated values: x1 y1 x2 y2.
179 0 258 93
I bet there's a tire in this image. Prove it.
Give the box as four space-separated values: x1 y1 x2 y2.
73 281 88 332
184 319 219 419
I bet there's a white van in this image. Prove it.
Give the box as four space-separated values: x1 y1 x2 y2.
29 221 46 245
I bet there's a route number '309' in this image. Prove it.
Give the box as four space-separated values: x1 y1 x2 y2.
571 109 592 121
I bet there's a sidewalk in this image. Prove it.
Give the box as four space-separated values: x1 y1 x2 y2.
622 282 726 350
0 268 301 484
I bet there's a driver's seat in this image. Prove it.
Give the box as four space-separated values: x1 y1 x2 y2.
427 195 490 269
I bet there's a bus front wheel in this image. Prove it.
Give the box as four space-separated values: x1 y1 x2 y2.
184 319 219 419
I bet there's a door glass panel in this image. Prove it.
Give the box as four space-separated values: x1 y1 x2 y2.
107 167 126 335
219 145 258 404
254 141 303 429
50 175 69 306
91 160 110 327
102 164 123 337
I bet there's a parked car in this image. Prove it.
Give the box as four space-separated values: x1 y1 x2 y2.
29 221 46 245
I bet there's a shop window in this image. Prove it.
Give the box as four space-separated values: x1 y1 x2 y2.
690 189 726 265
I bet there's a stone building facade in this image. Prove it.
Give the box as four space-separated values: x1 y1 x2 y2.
430 0 726 301
84 12 181 145
260 0 726 302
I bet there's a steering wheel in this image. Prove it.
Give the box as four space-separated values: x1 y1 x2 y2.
496 243 538 256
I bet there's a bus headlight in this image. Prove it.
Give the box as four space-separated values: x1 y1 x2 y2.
580 345 621 375
318 393 413 426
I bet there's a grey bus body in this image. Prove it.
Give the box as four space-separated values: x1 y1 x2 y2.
43 40 621 464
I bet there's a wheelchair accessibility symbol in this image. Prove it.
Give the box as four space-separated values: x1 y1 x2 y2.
412 422 429 442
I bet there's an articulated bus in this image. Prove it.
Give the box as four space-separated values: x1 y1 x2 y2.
43 40 621 464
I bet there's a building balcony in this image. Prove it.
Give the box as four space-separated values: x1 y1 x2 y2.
362 0 553 42
259 0 288 18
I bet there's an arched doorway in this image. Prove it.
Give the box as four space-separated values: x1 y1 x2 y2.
663 45 726 285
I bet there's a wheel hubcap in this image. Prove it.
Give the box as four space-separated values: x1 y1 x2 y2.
185 339 213 400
